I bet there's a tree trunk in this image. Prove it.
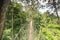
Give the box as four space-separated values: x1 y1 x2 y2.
0 0 10 40
52 0 60 24
18 33 20 40
28 0 35 40
28 19 34 40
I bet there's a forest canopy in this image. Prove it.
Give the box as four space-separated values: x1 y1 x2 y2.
0 0 60 40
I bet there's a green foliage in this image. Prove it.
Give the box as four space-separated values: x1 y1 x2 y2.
3 2 28 40
2 1 60 40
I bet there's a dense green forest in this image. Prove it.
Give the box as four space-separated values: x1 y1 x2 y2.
0 0 60 40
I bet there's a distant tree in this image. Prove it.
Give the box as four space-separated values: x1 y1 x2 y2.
39 0 60 24
48 0 60 24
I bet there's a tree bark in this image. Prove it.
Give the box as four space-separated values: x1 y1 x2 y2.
0 0 10 40
28 0 35 40
28 19 34 40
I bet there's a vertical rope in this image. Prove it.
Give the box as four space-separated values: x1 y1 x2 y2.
11 0 15 40
12 9 14 40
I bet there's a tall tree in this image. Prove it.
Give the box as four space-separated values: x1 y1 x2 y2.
0 0 10 40
17 0 38 40
26 0 38 40
48 0 60 24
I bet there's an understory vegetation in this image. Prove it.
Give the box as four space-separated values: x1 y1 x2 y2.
2 2 60 40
